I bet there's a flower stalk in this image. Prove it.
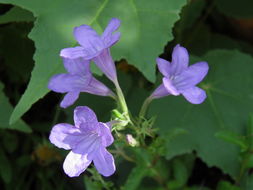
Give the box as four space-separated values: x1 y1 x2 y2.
114 80 130 123
139 97 152 119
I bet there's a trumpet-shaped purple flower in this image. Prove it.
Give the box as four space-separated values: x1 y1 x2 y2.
151 44 209 104
60 18 120 83
48 57 115 108
49 106 115 177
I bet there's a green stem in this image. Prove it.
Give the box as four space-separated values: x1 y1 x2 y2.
139 97 152 118
114 79 130 120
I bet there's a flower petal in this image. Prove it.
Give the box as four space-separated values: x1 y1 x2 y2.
60 91 80 108
63 151 92 177
63 57 90 75
74 106 98 127
49 123 82 150
171 44 189 75
93 147 115 177
72 133 100 155
79 122 100 134
73 25 105 57
156 58 171 77
102 18 121 47
150 83 170 99
99 123 114 147
173 61 209 90
105 32 120 48
162 77 180 96
60 46 87 59
182 86 207 104
102 18 121 38
48 74 90 93
93 48 117 82
83 77 115 97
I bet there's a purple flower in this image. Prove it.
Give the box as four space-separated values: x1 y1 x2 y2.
48 57 115 108
60 18 121 83
49 106 115 177
151 44 209 104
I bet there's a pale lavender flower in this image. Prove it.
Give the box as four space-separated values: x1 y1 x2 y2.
49 106 115 177
151 44 209 104
48 57 115 108
60 18 120 83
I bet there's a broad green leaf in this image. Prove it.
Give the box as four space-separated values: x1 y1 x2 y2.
0 6 34 24
149 50 253 178
0 148 12 183
215 0 253 19
0 0 187 124
0 82 31 132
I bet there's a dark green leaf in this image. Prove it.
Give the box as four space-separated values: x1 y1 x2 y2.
216 0 253 19
84 176 102 190
170 160 188 188
241 174 253 190
0 23 34 83
0 148 12 183
216 181 241 190
0 82 31 132
0 6 34 24
2 131 18 153
247 113 253 147
122 165 148 190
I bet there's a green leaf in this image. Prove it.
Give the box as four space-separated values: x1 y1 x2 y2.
0 22 34 83
183 187 211 190
168 160 188 189
0 148 12 183
0 0 187 124
122 147 155 190
175 0 205 43
149 50 253 178
215 0 253 19
215 130 248 152
122 165 148 190
242 174 253 190
0 82 31 132
180 21 253 57
84 176 102 190
216 181 241 190
179 0 205 30
2 131 18 153
247 113 253 147
0 6 34 24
